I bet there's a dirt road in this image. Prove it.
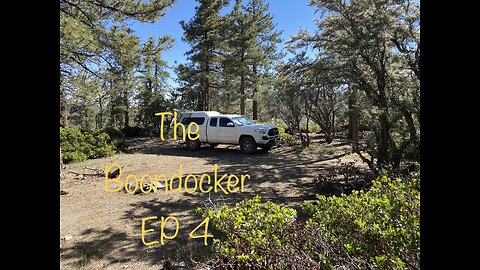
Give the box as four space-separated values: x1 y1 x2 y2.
60 137 363 269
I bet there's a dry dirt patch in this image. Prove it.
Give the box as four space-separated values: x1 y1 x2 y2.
60 137 364 269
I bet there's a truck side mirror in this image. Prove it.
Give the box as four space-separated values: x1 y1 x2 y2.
227 122 235 127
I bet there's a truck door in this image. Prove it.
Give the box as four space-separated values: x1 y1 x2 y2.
207 117 219 143
218 117 237 144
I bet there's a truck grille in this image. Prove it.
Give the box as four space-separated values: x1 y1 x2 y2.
268 128 278 136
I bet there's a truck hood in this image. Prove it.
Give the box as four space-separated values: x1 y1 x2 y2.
239 124 276 130
251 124 276 129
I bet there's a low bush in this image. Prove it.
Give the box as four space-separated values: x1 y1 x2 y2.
279 132 296 145
303 175 420 269
201 195 300 268
201 176 420 269
60 127 117 163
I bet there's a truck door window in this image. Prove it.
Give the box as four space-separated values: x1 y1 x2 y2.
219 117 234 127
210 118 218 127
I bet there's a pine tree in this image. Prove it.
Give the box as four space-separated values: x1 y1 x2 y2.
136 37 172 133
226 0 282 119
101 25 142 129
179 0 230 111
60 0 174 128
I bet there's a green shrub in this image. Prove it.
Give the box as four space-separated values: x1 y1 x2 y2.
89 130 116 159
62 151 88 163
201 195 297 265
60 128 117 163
60 128 89 163
280 132 296 145
303 176 420 269
201 176 420 269
300 119 321 133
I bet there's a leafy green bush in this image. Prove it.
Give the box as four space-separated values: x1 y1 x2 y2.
299 119 321 133
279 132 296 145
60 128 88 163
201 196 297 266
201 176 420 269
303 176 420 269
60 128 117 163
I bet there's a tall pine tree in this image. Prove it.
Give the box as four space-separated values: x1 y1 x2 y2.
136 36 172 133
179 0 229 111
226 0 282 119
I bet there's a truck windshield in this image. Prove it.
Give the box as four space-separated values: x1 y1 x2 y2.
232 116 254 126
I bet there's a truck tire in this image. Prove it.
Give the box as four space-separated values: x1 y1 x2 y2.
186 138 201 151
240 137 257 154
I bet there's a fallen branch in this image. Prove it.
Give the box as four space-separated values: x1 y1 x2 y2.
67 171 102 177
84 166 104 174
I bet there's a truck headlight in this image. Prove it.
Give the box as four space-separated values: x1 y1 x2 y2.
254 128 266 134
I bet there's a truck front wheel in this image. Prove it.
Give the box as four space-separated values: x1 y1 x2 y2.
240 137 257 154
186 138 201 151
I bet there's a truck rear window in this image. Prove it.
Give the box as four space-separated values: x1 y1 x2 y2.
182 117 205 125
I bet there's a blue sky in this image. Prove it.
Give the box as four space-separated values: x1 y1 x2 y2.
129 0 318 85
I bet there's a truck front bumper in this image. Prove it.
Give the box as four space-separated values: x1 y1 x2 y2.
258 136 279 146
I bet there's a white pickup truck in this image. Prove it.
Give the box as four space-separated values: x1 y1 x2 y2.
176 111 279 154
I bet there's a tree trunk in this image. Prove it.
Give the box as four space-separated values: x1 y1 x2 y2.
377 112 391 168
97 96 104 129
305 119 310 146
124 109 129 129
205 76 210 111
252 65 258 120
348 93 359 152
109 81 117 127
252 99 258 120
60 86 68 128
204 60 210 111
239 50 246 115
303 98 311 146
376 76 391 169
110 110 116 127
240 75 245 115
124 91 129 129
325 130 334 144
60 147 64 180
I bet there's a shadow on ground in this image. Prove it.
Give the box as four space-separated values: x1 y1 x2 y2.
61 228 131 268
61 198 215 268
127 137 355 197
